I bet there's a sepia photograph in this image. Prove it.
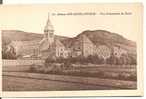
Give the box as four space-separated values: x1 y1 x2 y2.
0 3 143 97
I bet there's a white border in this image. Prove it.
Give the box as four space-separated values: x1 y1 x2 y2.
1 0 145 98
3 0 144 4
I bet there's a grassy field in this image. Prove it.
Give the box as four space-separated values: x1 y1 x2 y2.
28 64 137 81
3 71 136 91
3 64 137 81
3 63 137 91
3 75 116 91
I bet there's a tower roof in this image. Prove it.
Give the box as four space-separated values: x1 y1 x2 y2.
44 14 54 31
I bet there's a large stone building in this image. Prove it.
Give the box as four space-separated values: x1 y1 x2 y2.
10 40 39 58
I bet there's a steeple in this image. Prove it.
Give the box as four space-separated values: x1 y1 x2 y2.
44 13 54 45
44 14 54 32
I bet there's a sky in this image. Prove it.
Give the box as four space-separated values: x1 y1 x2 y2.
0 3 143 42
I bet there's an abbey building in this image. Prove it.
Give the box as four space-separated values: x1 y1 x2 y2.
8 14 128 60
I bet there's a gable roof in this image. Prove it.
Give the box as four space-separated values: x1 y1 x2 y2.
54 39 65 47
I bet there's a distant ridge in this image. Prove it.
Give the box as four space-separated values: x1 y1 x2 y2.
77 30 136 47
2 30 68 41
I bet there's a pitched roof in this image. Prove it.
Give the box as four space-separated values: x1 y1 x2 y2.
44 14 54 31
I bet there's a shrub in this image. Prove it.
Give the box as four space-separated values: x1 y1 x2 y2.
117 73 137 81
106 53 137 65
128 73 137 81
29 65 36 72
45 56 56 63
45 55 106 65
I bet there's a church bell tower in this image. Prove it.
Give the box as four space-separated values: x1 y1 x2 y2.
44 14 54 45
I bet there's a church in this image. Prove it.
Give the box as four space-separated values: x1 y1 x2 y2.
38 15 70 59
38 14 99 59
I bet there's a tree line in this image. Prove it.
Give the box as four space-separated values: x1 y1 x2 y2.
45 53 137 65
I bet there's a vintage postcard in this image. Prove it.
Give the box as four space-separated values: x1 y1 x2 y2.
0 3 143 97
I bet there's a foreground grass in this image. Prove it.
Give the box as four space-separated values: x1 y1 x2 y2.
3 71 136 91
28 64 137 81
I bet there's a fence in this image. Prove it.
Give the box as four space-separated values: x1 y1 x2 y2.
2 59 45 66
2 59 45 72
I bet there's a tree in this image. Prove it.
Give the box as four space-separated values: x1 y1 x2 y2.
2 45 16 59
96 45 111 64
2 36 17 59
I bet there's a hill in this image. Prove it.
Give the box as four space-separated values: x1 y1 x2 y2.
2 30 43 41
77 30 136 47
61 30 136 56
2 30 69 44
